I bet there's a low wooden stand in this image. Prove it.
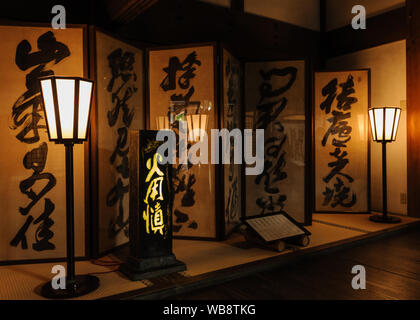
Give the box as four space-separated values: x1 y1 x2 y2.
243 228 310 252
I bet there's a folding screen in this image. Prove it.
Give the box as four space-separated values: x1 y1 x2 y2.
0 24 87 264
221 48 243 236
91 28 145 256
314 70 370 213
244 60 310 225
147 43 243 239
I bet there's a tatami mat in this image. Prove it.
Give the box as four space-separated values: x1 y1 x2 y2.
305 221 366 247
174 221 366 277
313 213 418 233
0 257 147 300
0 213 418 299
174 234 281 277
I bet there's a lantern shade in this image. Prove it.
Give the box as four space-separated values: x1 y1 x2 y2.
368 107 401 142
156 116 170 131
186 113 208 142
39 76 94 143
156 101 209 142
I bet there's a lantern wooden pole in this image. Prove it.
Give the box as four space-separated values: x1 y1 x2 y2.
370 141 401 223
65 143 76 284
382 141 388 220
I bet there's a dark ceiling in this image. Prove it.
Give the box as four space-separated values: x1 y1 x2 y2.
0 0 320 61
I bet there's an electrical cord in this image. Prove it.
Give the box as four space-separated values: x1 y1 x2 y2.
87 258 122 275
90 258 122 267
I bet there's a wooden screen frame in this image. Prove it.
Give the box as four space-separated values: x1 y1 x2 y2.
242 58 312 226
312 69 371 214
146 42 222 241
0 22 90 265
218 43 245 238
89 26 147 258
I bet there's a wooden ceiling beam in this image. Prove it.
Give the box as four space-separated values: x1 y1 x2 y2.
106 0 159 24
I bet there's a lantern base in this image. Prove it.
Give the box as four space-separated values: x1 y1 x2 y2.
40 274 99 299
119 254 186 281
369 214 401 224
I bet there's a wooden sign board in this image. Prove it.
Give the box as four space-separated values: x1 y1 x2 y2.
128 130 172 258
120 130 185 280
243 212 310 243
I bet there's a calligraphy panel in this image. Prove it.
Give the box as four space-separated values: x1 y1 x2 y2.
222 48 242 236
314 70 369 213
95 30 144 254
0 25 86 263
148 44 216 239
245 60 307 224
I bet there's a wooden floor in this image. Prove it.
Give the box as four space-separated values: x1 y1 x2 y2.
170 228 420 300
